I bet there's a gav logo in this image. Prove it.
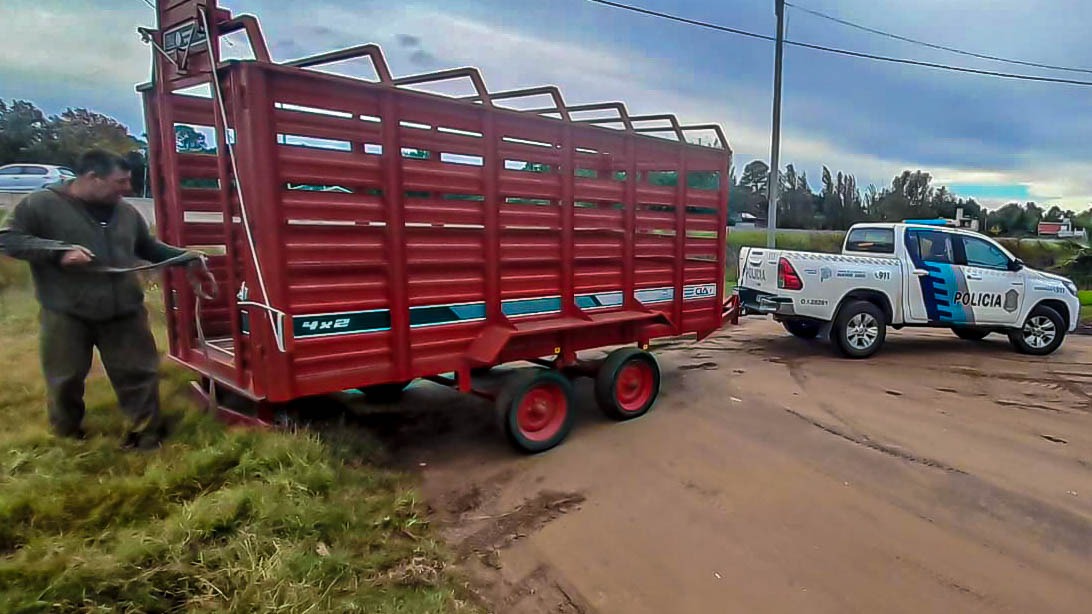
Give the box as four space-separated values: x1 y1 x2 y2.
819 267 832 282
683 284 717 299
163 20 209 53
953 292 1002 308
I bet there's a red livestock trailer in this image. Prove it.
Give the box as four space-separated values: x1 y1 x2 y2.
140 0 734 452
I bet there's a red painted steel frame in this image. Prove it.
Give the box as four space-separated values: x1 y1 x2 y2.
142 0 732 404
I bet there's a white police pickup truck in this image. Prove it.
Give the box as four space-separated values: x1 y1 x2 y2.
736 222 1081 358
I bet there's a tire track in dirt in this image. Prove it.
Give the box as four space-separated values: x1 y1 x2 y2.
783 407 969 475
455 491 586 561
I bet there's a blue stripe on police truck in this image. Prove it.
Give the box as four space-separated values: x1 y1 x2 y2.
280 283 717 338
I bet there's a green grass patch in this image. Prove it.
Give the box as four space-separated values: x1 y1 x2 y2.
0 266 476 613
728 229 845 254
726 230 845 280
1079 290 1092 306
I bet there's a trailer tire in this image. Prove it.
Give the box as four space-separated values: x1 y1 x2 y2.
497 370 575 453
1008 304 1066 356
832 300 886 359
783 319 821 339
595 348 660 421
358 381 411 404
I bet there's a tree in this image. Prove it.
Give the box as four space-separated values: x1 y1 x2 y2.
890 170 933 209
0 100 49 164
0 99 148 194
1044 205 1066 222
42 108 142 162
175 124 209 153
985 202 1045 236
777 164 818 228
739 160 769 195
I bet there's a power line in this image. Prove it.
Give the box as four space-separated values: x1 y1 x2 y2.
784 1 1092 76
585 0 1092 88
588 0 773 42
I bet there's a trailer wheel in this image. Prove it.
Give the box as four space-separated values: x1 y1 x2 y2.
595 348 661 421
358 381 411 404
496 370 575 453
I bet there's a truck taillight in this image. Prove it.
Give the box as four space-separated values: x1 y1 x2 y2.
778 257 803 290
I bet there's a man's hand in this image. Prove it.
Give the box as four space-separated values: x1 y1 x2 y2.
60 246 95 267
186 256 219 300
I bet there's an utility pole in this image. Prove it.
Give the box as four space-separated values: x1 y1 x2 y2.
767 0 786 248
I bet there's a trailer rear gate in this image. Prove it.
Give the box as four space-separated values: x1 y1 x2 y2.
142 0 731 451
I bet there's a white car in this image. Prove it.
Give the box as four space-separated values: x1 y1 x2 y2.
0 164 76 193
737 222 1082 358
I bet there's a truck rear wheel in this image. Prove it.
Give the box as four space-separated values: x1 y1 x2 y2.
595 348 661 421
496 370 576 453
783 319 821 339
832 300 886 359
1008 305 1066 356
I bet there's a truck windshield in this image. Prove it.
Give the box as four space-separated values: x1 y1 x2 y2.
845 228 895 254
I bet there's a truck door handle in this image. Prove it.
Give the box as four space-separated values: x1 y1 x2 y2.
912 269 929 277
966 274 982 280
1011 281 1023 286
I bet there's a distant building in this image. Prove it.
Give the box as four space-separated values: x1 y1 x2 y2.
953 207 980 231
730 211 766 229
1037 218 1084 238
905 208 981 231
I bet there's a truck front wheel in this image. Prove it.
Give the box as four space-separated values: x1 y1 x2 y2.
783 319 821 339
832 300 886 359
1008 305 1066 356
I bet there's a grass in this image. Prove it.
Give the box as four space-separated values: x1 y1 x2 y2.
725 230 845 281
1080 291 1092 324
728 229 845 254
0 261 476 613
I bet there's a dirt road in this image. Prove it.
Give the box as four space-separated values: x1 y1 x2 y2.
367 319 1092 613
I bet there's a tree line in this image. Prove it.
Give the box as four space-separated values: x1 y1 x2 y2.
730 159 1091 238
0 100 150 195
3 98 1089 238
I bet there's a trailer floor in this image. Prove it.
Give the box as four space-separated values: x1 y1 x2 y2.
354 319 1092 613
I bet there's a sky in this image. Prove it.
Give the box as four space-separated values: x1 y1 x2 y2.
2 0 1091 211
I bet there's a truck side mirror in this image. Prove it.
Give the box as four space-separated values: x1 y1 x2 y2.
1009 258 1024 271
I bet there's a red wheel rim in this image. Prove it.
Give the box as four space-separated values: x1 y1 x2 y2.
615 360 654 413
516 382 568 442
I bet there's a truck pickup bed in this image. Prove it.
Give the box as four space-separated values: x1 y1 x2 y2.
737 223 1081 358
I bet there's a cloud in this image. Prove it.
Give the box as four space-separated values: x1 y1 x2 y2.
0 3 151 94
408 49 439 67
3 0 1088 211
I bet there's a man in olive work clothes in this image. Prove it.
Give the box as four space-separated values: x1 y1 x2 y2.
1 150 212 449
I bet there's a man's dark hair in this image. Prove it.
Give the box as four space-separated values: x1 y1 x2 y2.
74 149 131 178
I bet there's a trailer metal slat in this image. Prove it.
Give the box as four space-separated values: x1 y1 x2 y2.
146 1 730 403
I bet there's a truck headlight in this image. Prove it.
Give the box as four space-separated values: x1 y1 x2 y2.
1063 280 1078 298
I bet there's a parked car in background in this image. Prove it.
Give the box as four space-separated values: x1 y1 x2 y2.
0 164 76 193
